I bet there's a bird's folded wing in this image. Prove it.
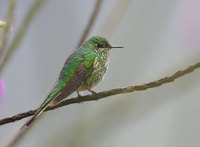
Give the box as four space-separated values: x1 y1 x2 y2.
53 63 92 104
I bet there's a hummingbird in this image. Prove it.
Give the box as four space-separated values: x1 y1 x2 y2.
21 36 123 129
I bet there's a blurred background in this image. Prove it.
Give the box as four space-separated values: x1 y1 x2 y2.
0 0 200 146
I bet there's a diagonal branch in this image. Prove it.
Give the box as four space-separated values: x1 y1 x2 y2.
77 0 103 47
0 0 46 73
1 62 199 126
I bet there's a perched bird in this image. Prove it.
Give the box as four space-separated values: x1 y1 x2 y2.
21 36 123 129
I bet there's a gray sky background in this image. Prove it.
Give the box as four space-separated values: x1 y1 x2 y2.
0 0 200 147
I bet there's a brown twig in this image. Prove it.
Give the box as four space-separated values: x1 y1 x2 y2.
0 0 16 58
77 0 103 47
1 62 200 126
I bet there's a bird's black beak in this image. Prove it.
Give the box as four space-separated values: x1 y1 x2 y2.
110 46 123 48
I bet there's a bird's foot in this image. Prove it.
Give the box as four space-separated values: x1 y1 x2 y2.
76 91 82 97
89 90 97 95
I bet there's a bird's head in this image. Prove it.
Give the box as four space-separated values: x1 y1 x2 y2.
82 36 123 53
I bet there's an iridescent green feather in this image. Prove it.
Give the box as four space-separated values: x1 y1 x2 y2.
20 36 115 129
40 48 96 109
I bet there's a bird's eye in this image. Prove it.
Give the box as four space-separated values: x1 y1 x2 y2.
97 43 103 48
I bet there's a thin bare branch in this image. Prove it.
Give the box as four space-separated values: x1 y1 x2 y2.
1 62 199 126
77 0 103 47
100 0 131 38
0 0 46 73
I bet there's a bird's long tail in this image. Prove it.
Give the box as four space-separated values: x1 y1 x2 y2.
20 87 61 130
20 107 44 130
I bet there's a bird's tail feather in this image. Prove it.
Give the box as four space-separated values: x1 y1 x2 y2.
20 87 61 130
20 104 48 130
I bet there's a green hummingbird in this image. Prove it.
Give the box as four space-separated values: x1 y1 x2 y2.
21 36 123 129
